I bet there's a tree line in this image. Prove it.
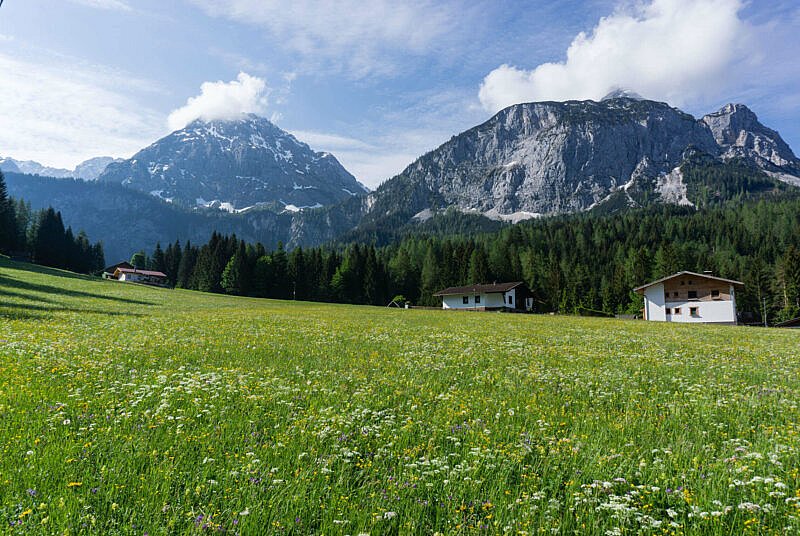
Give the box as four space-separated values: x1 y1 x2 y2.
0 171 105 273
131 197 800 325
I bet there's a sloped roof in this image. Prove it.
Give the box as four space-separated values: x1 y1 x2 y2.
634 271 744 294
115 267 167 278
434 282 523 296
103 261 133 273
775 317 800 328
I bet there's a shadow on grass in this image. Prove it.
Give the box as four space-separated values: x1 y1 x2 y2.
0 301 144 319
0 287 58 304
0 273 156 306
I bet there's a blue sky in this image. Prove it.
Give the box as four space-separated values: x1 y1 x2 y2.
1 0 798 188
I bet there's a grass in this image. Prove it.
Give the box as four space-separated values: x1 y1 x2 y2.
1 256 799 535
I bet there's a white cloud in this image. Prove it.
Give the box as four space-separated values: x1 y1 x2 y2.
0 51 163 169
479 0 748 112
167 72 270 131
187 0 465 77
67 0 132 11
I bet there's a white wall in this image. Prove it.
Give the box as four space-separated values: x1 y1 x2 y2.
644 283 666 321
664 300 736 323
442 292 514 310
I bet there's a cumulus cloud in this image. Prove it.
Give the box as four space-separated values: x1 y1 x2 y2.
479 0 748 112
167 73 270 130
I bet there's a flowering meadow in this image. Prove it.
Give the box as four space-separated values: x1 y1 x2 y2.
1 258 800 535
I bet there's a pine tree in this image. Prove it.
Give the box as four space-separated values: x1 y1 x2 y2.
130 251 147 269
221 251 245 295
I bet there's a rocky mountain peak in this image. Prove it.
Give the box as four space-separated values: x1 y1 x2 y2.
98 114 367 212
701 103 799 173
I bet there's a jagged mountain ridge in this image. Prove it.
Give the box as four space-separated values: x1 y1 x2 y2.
97 114 368 212
353 97 800 228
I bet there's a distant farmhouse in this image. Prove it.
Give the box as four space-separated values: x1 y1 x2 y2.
434 282 533 311
103 261 168 287
102 261 134 279
635 271 743 324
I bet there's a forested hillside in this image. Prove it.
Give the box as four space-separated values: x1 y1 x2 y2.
132 197 800 325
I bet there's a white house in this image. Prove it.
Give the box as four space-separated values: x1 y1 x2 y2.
434 282 533 311
113 267 168 287
634 271 743 324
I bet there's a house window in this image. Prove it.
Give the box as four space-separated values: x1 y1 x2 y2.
673 292 679 297
673 307 681 315
690 307 699 316
688 280 693 285
508 295 513 304
711 290 720 298
462 296 469 304
688 290 698 300
680 281 685 285
475 295 481 304
665 307 671 315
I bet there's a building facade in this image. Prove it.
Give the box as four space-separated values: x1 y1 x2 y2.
634 271 743 324
434 282 533 311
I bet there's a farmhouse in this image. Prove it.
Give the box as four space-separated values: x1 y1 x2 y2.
102 261 134 279
634 271 743 324
112 267 168 287
434 282 533 311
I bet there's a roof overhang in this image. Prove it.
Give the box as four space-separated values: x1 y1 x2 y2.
634 271 744 294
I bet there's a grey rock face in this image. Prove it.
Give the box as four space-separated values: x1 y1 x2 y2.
363 98 800 223
701 103 800 173
97 114 367 211
74 157 123 180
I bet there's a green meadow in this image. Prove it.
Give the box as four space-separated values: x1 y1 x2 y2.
1 257 799 535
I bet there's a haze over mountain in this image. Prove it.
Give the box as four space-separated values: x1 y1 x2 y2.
97 114 368 213
0 156 122 180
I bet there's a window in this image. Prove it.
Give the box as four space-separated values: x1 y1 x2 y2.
680 281 685 286
688 280 693 285
475 295 481 304
711 290 720 298
462 296 469 304
688 290 698 300
673 292 679 297
665 307 671 315
690 307 699 317
673 308 681 315
507 295 513 304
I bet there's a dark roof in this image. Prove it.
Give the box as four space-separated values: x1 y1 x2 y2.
634 271 744 293
434 282 524 296
104 261 133 273
115 267 167 278
775 317 800 328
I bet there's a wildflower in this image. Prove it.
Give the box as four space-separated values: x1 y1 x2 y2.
383 511 397 519
67 482 82 488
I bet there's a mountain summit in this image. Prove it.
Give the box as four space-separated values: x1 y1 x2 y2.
98 114 368 212
353 98 800 227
